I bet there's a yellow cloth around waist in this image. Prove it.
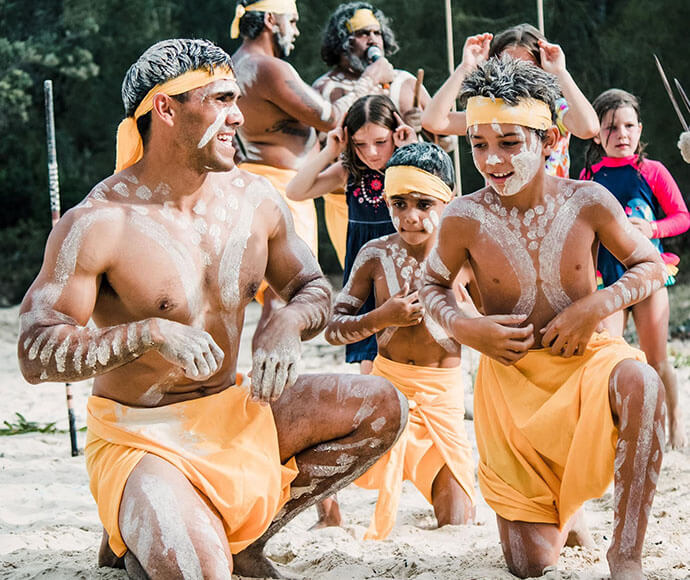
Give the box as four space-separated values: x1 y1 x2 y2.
384 165 453 202
474 332 645 528
239 163 318 305
115 67 235 172
465 96 553 131
355 355 475 540
230 0 298 39
85 382 298 556
324 191 347 268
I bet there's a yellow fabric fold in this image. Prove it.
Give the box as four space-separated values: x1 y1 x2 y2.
230 0 298 39
474 332 645 528
346 8 380 33
238 163 318 305
85 381 298 556
324 191 347 268
115 67 236 172
355 355 475 540
384 165 453 202
466 96 553 131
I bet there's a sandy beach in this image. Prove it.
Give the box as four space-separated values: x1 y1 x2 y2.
1 302 689 580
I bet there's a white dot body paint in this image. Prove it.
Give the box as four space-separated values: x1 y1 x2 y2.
197 109 227 150
371 417 386 432
136 186 152 200
113 182 129 197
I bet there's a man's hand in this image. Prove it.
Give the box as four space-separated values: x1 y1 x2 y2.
251 310 301 403
393 112 418 146
456 314 534 365
379 284 424 327
540 301 599 358
538 39 567 75
153 319 225 380
363 57 395 87
459 33 492 73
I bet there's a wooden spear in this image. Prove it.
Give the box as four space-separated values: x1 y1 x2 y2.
444 0 462 194
43 80 79 457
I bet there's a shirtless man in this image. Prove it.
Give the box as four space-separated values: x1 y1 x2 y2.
230 0 391 335
17 38 407 579
421 56 667 579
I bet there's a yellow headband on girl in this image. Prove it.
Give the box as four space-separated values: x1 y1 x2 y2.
230 0 298 39
465 96 552 131
115 67 235 172
345 9 380 33
384 165 453 203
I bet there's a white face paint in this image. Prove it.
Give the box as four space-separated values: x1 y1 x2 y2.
501 139 542 197
197 109 227 150
422 217 434 234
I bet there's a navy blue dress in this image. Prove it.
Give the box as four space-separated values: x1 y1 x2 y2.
343 169 396 363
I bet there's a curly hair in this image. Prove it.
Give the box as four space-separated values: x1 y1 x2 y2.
122 39 233 141
341 94 400 182
386 142 455 190
320 2 399 67
459 55 560 130
583 88 646 178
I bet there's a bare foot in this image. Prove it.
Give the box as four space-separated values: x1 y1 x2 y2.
233 544 282 579
310 496 342 530
607 554 644 580
97 529 124 569
668 413 688 449
565 510 595 549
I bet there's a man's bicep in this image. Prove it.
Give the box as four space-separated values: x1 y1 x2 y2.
268 64 335 130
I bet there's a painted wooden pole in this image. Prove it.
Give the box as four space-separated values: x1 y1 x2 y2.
444 0 462 194
44 80 79 457
537 0 545 35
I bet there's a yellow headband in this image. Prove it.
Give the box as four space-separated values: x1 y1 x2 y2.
346 8 380 33
465 96 552 131
115 67 235 173
230 0 298 39
384 165 453 203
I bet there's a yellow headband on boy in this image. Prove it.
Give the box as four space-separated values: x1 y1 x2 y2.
384 165 453 203
115 67 235 172
465 96 552 131
345 9 380 33
230 0 298 39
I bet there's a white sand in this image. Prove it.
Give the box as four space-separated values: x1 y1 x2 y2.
1 303 689 579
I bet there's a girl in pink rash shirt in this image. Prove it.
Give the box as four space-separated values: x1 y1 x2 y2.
582 88 690 449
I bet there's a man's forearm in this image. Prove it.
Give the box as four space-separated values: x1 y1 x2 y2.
18 313 156 384
283 276 333 341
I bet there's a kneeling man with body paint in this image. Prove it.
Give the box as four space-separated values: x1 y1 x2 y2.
420 56 668 580
17 38 407 580
324 142 477 539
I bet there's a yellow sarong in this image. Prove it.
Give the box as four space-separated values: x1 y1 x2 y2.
239 163 318 256
323 192 347 269
474 332 645 529
355 355 476 540
85 381 298 556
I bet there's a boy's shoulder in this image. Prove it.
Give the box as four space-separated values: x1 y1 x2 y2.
352 233 400 266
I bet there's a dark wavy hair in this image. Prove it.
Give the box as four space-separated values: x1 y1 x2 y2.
320 2 399 67
342 94 400 182
583 88 646 178
386 142 455 190
122 39 233 142
489 23 545 66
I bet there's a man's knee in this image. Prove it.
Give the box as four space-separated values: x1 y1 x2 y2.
358 375 408 443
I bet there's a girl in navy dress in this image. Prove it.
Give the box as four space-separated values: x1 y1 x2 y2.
582 88 690 448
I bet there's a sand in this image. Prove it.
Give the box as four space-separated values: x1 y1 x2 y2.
1 303 689 580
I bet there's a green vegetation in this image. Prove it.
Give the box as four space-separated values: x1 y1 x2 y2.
0 412 59 435
2 0 689 298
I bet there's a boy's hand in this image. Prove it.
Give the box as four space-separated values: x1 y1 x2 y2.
380 284 424 327
538 40 567 74
540 301 599 357
458 314 534 365
459 33 493 72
